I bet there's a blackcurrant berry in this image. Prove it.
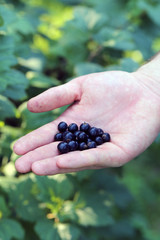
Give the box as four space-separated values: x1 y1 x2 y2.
58 121 68 132
97 128 104 136
68 123 78 132
88 141 97 149
63 132 75 143
58 142 70 154
68 141 78 151
80 122 91 132
87 138 92 144
88 127 98 139
102 133 110 142
78 132 88 142
95 136 103 145
54 132 63 141
74 130 81 140
79 142 88 151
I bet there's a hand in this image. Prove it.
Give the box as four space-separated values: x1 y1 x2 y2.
13 70 160 175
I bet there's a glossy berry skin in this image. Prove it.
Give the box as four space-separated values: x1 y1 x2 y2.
97 128 104 136
80 122 91 132
63 132 75 143
54 133 63 141
79 142 88 151
95 136 103 145
58 142 70 154
74 130 81 140
88 127 98 139
88 141 97 149
87 138 92 144
102 133 110 142
68 123 78 133
58 121 68 132
68 141 78 151
78 132 88 142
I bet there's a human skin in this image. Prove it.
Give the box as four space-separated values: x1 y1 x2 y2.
13 54 160 175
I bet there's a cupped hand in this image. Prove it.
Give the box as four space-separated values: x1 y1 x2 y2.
13 71 160 175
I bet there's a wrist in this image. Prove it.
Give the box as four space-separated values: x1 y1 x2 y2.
135 52 160 98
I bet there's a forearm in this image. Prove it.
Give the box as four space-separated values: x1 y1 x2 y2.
136 52 160 98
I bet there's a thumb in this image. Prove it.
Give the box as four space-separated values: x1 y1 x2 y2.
27 80 81 113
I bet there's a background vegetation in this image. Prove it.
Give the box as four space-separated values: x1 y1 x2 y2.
0 0 160 239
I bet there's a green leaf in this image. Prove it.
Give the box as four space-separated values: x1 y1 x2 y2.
35 220 80 240
0 54 17 71
0 196 10 218
57 223 80 240
0 69 28 100
8 176 45 222
35 219 60 240
28 72 60 88
138 1 160 26
75 191 114 227
74 62 104 76
106 58 139 72
0 95 15 120
0 218 24 240
94 27 136 50
18 102 55 130
57 201 78 222
35 175 74 202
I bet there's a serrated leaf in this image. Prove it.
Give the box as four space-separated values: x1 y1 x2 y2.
35 219 60 240
0 95 15 120
35 220 80 240
57 223 80 240
35 175 74 202
75 191 114 227
0 219 24 240
8 177 45 222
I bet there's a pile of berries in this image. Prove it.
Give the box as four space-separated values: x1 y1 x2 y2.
54 121 110 154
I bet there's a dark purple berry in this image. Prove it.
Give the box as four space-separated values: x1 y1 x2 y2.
80 122 91 132
79 142 88 151
97 128 104 136
87 138 92 144
78 132 88 142
102 133 110 142
54 132 63 141
68 141 78 151
88 141 97 149
95 136 103 145
74 130 81 140
63 132 75 143
63 131 69 138
58 121 68 132
68 123 78 132
88 127 98 139
58 142 70 154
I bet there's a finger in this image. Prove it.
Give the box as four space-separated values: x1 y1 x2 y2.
27 80 81 113
56 143 129 169
15 142 59 173
31 158 88 176
13 121 58 155
31 143 129 175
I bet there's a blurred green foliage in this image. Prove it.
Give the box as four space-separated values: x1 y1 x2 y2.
0 0 160 239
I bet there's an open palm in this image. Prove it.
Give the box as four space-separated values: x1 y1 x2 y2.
14 70 160 175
